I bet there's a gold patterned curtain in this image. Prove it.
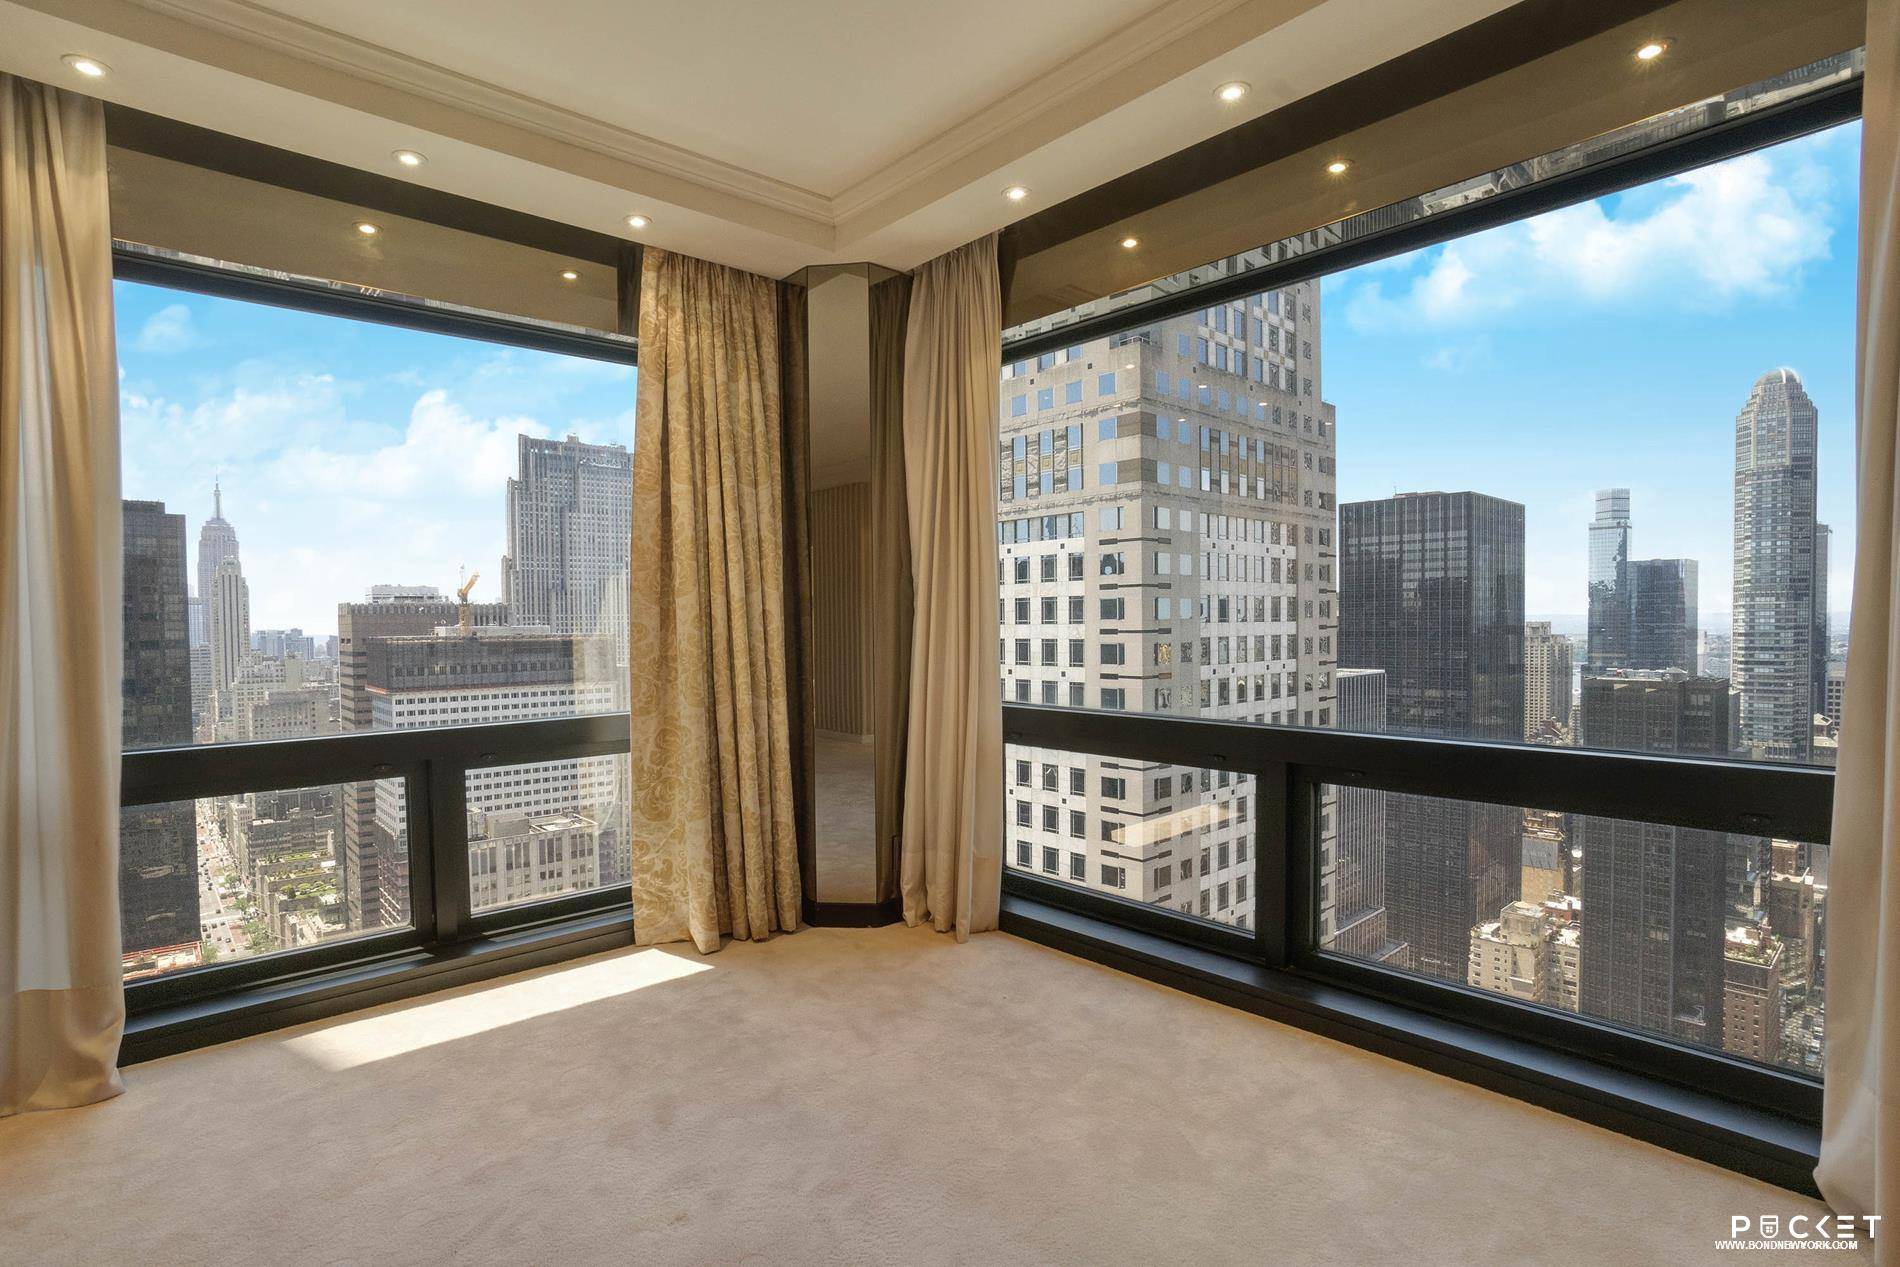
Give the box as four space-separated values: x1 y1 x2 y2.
1 75 125 1115
899 235 1004 939
627 248 804 952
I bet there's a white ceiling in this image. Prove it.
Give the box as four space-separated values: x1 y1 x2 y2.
0 0 1515 276
237 0 1176 198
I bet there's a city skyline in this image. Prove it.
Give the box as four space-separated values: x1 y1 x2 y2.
116 122 1860 641
116 282 635 634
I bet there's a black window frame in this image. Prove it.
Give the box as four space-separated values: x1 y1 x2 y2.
113 248 639 1025
996 77 1859 1131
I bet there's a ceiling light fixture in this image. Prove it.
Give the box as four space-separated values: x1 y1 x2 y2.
1216 81 1249 103
354 221 380 236
1634 38 1671 61
1003 185 1030 202
392 149 426 168
1326 159 1351 176
1120 236 1140 250
560 270 579 281
626 214 650 230
62 54 108 78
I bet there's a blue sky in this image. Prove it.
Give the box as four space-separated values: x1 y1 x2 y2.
117 121 1860 639
115 288 636 633
1324 121 1861 629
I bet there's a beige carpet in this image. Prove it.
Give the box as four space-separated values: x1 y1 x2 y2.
0 926 1854 1265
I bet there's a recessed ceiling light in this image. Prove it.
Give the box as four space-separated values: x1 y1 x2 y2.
1123 363 1135 370
1634 38 1671 61
560 270 579 281
62 54 108 78
1120 236 1140 250
354 221 379 236
1326 159 1351 176
392 149 426 168
1216 81 1249 103
1003 185 1030 202
626 214 650 230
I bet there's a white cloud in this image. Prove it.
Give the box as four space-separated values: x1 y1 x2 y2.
271 389 548 499
132 303 202 354
1420 337 1491 373
1344 149 1836 333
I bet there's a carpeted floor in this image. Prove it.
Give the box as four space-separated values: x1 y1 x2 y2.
0 926 1854 1265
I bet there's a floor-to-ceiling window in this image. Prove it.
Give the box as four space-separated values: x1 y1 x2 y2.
115 272 636 985
996 50 1856 1095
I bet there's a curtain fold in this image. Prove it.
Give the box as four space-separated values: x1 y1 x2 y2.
0 75 125 1116
899 235 1003 940
626 247 803 953
1819 3 1900 1239
869 273 914 906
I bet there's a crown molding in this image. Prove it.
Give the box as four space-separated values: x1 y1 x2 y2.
126 0 836 222
826 0 1260 225
118 0 1293 249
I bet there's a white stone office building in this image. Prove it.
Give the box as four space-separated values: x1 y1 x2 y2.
997 253 1339 931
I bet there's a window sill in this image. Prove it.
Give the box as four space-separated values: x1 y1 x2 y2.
998 893 1820 1196
122 903 634 1064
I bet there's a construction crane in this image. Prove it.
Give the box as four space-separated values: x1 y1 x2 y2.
457 571 480 634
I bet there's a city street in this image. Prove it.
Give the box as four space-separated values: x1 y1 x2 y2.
195 799 251 962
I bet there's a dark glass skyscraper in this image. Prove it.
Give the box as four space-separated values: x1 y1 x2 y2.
1732 369 1824 763
1586 488 1632 672
1330 668 1403 964
1575 672 1742 1049
1339 491 1525 980
1630 558 1698 673
121 500 198 955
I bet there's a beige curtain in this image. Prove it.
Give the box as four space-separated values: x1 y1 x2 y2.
0 76 124 1115
626 247 803 953
869 273 913 906
1819 4 1900 1239
899 235 1003 940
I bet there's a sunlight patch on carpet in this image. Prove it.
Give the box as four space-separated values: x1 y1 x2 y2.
283 951 712 1069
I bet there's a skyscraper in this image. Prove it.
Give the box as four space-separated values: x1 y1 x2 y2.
502 434 633 662
1630 558 1699 673
1586 488 1632 672
364 628 623 925
997 265 1338 931
1732 369 1823 763
120 500 198 957
206 556 250 705
1523 621 1573 739
336 593 506 930
1575 671 1740 1049
1330 669 1402 963
196 479 238 601
1813 521 1831 726
1338 491 1525 980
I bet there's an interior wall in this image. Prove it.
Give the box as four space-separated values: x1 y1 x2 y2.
811 482 874 738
